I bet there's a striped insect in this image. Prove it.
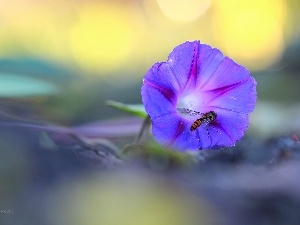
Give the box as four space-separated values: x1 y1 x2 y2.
177 108 217 131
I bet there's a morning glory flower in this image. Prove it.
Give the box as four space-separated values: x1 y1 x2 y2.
141 40 256 151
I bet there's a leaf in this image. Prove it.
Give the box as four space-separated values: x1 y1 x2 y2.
106 100 147 118
0 73 58 97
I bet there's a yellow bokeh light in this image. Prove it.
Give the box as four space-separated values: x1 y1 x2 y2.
0 0 294 74
157 0 212 22
52 172 217 225
213 0 287 70
69 3 135 72
0 2 75 61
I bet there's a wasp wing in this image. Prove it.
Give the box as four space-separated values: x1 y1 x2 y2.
177 108 203 116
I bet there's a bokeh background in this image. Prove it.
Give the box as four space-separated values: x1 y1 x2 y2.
0 0 299 136
1 0 300 224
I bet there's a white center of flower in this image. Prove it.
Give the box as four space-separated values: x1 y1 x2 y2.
176 91 212 120
177 94 198 109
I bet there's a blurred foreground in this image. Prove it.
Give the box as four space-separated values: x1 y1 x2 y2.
1 119 300 225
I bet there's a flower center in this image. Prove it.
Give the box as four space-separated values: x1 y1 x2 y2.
177 96 197 110
176 90 212 120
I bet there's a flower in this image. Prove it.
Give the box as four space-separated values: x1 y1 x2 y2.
141 40 257 151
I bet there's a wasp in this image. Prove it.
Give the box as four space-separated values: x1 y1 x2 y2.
177 108 217 131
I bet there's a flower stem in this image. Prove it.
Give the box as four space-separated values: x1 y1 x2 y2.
134 115 151 145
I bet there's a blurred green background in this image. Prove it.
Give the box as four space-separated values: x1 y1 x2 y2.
0 0 300 138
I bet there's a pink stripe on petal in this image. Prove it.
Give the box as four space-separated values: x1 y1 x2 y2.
167 119 186 147
167 41 201 91
143 79 176 104
207 78 256 113
183 42 199 90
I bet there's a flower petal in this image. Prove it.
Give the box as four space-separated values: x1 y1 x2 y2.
206 77 257 113
197 55 251 91
141 81 175 119
167 40 201 91
210 110 250 147
143 62 180 103
152 113 230 150
151 114 209 150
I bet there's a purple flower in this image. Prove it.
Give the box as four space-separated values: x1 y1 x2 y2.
141 40 256 151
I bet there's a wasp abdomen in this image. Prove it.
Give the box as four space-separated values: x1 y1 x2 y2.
190 118 204 131
190 111 217 131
